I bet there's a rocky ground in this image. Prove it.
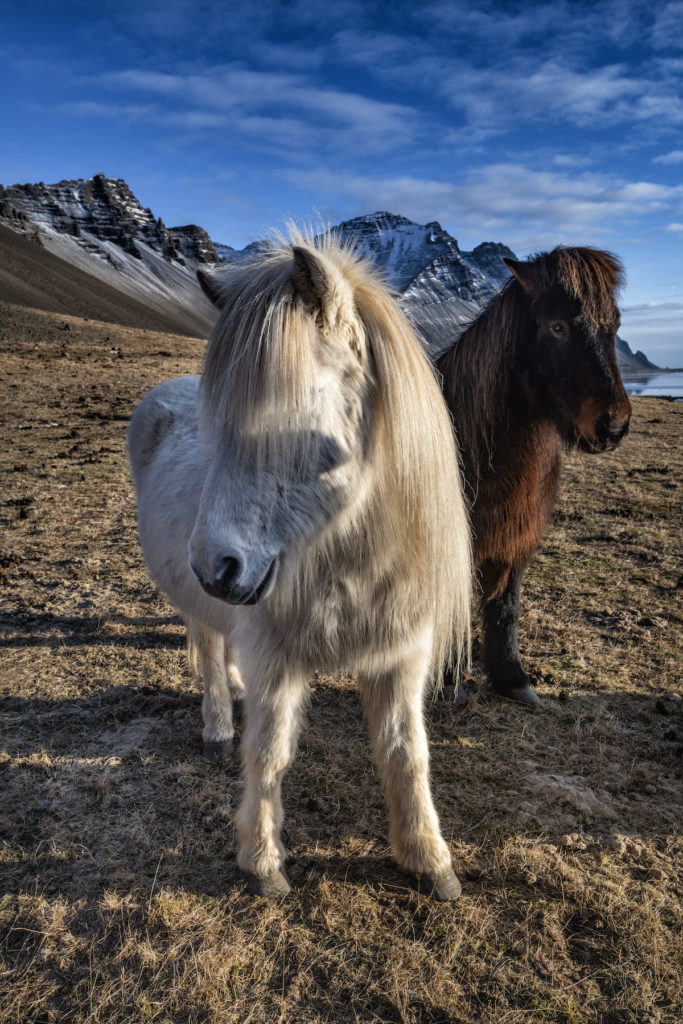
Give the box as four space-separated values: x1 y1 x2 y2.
1 300 681 1023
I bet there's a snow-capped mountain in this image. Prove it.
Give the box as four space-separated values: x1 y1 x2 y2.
333 212 515 353
0 174 655 369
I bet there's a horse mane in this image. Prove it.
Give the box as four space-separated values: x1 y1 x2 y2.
440 246 624 480
201 230 471 682
532 246 624 332
350 248 472 681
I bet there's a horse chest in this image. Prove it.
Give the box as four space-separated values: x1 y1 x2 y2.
472 427 561 568
276 551 419 672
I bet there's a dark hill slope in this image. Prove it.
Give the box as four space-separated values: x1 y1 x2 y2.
0 224 209 338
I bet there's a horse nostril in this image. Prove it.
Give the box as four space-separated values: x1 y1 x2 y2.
216 555 240 588
596 412 631 445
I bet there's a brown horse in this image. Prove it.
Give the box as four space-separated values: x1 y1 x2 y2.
437 247 632 705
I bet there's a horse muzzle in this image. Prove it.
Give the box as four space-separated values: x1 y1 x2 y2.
190 554 279 605
575 397 632 453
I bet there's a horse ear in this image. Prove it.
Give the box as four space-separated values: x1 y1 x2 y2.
197 269 224 308
504 258 537 296
291 246 333 314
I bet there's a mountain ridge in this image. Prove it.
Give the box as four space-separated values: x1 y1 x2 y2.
0 174 656 369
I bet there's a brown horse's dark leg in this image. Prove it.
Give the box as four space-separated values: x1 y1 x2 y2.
481 565 540 706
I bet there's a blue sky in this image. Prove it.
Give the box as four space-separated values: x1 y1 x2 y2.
2 0 682 365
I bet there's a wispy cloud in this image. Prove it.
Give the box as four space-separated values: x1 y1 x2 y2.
331 7 683 138
425 0 653 55
95 66 420 154
651 1 683 51
654 149 683 164
287 163 683 251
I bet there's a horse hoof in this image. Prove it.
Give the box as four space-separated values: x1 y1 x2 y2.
414 868 462 901
244 869 292 898
495 684 540 707
203 739 234 761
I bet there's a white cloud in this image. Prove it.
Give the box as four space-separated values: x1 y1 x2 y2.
97 66 420 154
326 8 683 138
651 1 683 50
285 163 683 255
438 58 683 134
654 149 683 164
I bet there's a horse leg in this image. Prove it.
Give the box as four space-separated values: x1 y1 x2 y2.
481 564 539 706
358 638 461 900
236 670 308 897
187 619 237 759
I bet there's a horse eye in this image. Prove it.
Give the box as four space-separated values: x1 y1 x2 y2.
318 437 342 473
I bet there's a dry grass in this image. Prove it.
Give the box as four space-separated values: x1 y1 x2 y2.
1 300 681 1023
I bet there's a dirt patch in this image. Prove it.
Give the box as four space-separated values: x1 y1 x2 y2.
1 300 681 1023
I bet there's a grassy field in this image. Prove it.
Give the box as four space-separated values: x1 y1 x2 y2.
1 300 681 1024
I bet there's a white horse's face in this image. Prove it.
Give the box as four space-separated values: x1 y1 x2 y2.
189 247 373 606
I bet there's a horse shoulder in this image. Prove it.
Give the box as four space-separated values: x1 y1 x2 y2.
128 376 200 480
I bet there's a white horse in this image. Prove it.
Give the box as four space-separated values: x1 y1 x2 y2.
127 231 472 899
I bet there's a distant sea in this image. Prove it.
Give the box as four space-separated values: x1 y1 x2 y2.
622 370 683 399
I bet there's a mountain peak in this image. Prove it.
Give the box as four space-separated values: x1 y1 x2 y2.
340 211 415 230
0 173 219 336
0 174 223 268
331 212 512 342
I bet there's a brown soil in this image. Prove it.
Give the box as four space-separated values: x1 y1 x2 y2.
1 300 681 1024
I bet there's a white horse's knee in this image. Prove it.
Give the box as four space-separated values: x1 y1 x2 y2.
241 728 297 789
225 659 245 697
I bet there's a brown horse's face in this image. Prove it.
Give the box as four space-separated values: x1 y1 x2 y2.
531 291 632 453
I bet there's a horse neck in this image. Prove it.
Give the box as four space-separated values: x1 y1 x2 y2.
438 288 558 482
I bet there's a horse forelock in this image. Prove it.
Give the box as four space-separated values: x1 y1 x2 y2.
536 246 624 332
200 250 341 491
